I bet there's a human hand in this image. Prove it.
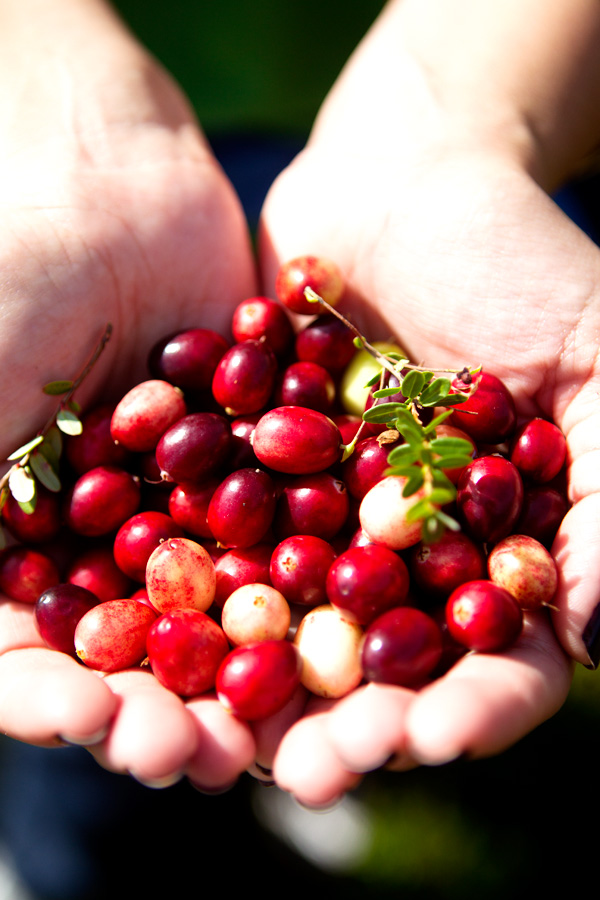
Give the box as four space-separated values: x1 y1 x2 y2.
0 0 257 787
257 0 600 804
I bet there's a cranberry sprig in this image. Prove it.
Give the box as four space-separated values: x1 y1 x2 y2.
304 286 479 540
0 324 112 544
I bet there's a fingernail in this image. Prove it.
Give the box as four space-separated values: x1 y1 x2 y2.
59 725 110 747
189 779 237 796
582 601 600 668
130 770 184 789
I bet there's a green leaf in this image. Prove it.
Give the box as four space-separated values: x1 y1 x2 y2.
387 443 420 467
372 387 403 398
435 509 462 531
423 409 455 434
353 336 364 349
430 469 456 492
392 408 426 444
43 425 63 460
362 402 407 424
400 370 427 400
422 515 446 542
9 466 36 503
427 487 455 506
435 393 470 407
405 496 435 522
401 468 425 498
0 524 6 550
364 372 383 389
67 399 81 415
43 380 74 396
434 454 474 471
30 451 61 492
430 436 475 455
6 435 44 461
38 432 62 472
56 408 83 436
386 464 423 479
419 377 452 407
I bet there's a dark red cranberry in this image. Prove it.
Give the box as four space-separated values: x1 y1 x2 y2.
361 607 443 687
207 468 277 549
231 297 294 358
270 535 337 607
0 546 60 604
274 472 349 541
35 583 101 656
148 328 230 392
445 579 523 652
333 415 363 444
252 406 342 475
341 435 394 500
229 414 262 470
63 466 141 537
155 413 232 484
65 403 131 475
275 255 344 316
274 361 336 414
113 511 184 582
212 340 277 416
456 455 523 543
510 417 567 483
450 371 516 443
516 485 569 547
326 544 409 626
66 545 132 603
295 314 356 373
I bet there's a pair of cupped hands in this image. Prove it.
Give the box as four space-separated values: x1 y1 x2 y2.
1 13 599 807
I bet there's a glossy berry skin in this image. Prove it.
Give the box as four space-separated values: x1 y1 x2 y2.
63 466 141 537
167 478 220 539
67 545 132 603
359 476 426 551
35 584 101 656
75 598 157 672
270 535 336 607
275 255 344 315
148 328 230 392
231 297 294 358
274 361 336 415
221 583 291 645
295 314 356 373
145 538 216 614
456 455 523 544
326 544 410 626
0 546 60 604
207 468 277 549
516 486 569 547
214 543 273 608
110 380 187 453
147 608 229 697
211 340 277 416
445 580 523 652
113 511 184 582
155 413 232 484
216 640 301 720
409 531 486 600
510 418 567 483
274 472 349 541
252 406 342 475
487 534 558 610
361 607 443 687
341 436 393 500
450 371 516 443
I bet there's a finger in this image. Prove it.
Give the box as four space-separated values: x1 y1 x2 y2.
404 613 572 765
250 684 309 775
272 700 362 807
185 693 257 793
325 682 418 773
0 646 117 746
89 668 198 787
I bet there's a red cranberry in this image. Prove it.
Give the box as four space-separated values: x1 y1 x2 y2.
65 403 131 475
148 328 230 392
295 314 356 373
456 455 523 543
168 478 220 539
409 531 487 600
275 255 344 315
147 608 229 697
212 340 277 416
274 361 336 414
270 535 337 607
2 486 61 544
111 380 187 453
450 371 516 443
67 545 132 602
63 466 141 537
326 544 410 626
229 414 261 470
274 472 349 541
214 543 273 608
510 417 567 483
231 297 294 357
516 485 569 547
252 406 342 475
341 435 394 500
216 640 301 720
361 607 443 687
0 546 60 604
35 584 101 656
445 580 523 652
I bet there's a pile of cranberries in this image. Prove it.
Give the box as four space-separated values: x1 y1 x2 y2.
0 256 570 727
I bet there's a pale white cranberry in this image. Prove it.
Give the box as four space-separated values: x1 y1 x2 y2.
359 476 425 550
293 605 363 698
221 583 291 646
145 538 216 613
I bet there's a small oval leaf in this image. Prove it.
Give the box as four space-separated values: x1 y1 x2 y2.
30 451 62 493
9 466 36 503
57 408 83 436
43 380 74 396
6 435 44 461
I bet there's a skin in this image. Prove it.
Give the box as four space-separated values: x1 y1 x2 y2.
260 0 600 802
2 0 600 801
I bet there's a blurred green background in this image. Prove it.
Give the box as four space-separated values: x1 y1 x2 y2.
0 3 597 898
